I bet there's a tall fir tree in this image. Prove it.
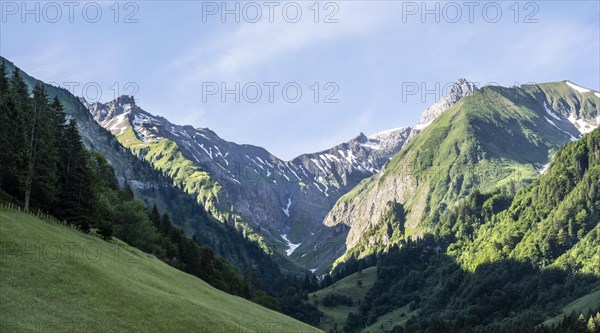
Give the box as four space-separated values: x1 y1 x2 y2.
2 69 31 198
55 119 95 231
0 61 10 191
26 84 59 211
150 203 161 229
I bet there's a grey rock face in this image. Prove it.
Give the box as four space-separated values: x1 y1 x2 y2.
415 78 477 130
84 97 413 264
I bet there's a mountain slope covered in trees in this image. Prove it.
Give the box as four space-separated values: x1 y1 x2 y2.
324 128 600 333
324 82 599 268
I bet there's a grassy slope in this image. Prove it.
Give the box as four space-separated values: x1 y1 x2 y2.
543 289 600 326
364 305 415 333
308 267 377 332
0 210 320 333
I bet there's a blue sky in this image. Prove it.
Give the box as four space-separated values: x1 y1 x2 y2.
1 0 599 159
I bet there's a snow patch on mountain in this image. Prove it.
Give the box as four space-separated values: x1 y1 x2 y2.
281 234 301 256
544 103 561 120
106 113 129 135
286 164 302 181
545 117 578 142
282 197 292 217
566 81 591 94
359 140 382 150
567 114 596 135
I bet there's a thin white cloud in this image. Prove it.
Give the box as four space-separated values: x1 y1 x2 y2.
166 2 393 82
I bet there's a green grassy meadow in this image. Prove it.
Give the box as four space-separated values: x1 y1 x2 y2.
308 267 377 332
0 209 321 333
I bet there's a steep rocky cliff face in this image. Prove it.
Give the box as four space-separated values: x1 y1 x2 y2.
84 97 413 260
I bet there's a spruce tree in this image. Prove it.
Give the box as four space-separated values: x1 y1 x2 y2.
0 61 9 191
26 84 59 211
56 119 94 231
3 69 31 198
149 203 161 229
160 213 172 234
120 184 134 201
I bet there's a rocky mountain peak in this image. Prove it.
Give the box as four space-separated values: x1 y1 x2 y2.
415 78 477 130
354 132 368 143
114 94 137 105
83 95 140 125
452 78 477 95
104 95 137 115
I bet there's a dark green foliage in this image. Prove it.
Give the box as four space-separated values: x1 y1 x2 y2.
55 120 95 232
277 284 322 327
24 84 58 211
1 68 31 199
252 293 280 311
343 242 598 333
97 219 113 240
321 293 354 307
149 203 161 229
302 273 320 292
330 254 377 285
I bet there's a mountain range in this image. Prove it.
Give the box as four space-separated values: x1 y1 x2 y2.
81 77 482 272
0 56 290 284
4 54 599 275
2 55 599 332
84 77 599 273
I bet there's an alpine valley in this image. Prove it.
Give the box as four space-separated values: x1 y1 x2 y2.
1 55 599 333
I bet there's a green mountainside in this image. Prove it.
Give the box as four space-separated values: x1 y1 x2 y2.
441 127 600 271
308 266 378 332
324 82 599 268
326 128 600 332
0 209 320 333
